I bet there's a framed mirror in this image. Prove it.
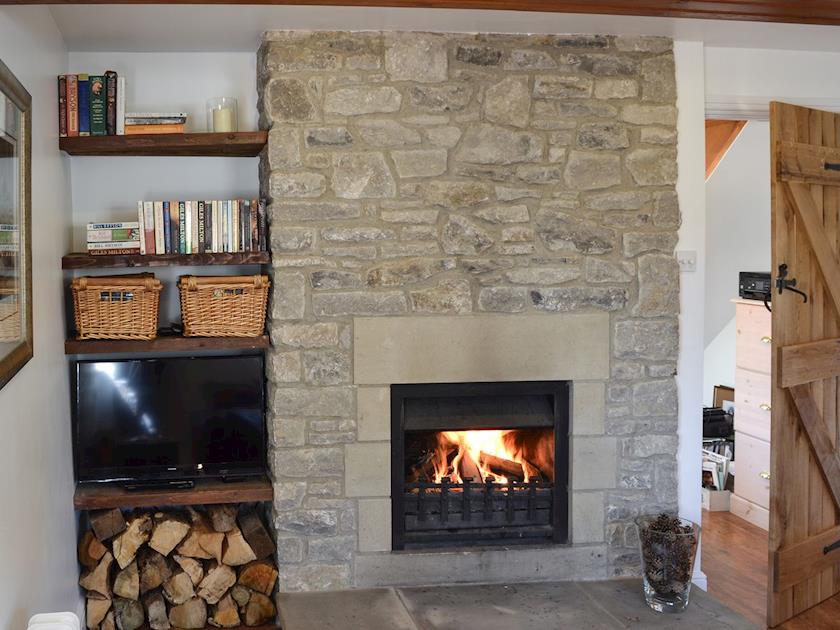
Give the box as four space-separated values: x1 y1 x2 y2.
0 59 32 390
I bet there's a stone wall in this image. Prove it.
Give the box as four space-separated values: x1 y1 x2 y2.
258 31 681 591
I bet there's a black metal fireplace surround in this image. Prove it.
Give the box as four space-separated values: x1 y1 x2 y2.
391 381 570 550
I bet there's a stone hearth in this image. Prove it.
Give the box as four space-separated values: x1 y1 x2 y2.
258 30 680 591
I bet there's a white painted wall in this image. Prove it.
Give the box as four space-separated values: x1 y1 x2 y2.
0 7 80 627
673 40 707 586
702 122 771 404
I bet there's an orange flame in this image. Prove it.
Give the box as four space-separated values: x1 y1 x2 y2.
432 429 531 484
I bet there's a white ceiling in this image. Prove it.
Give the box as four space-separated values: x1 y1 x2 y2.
45 5 840 53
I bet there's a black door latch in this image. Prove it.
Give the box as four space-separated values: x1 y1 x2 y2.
776 263 808 304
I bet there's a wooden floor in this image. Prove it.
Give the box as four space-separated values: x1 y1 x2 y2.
702 510 840 629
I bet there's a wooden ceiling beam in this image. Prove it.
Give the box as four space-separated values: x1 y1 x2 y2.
8 0 840 26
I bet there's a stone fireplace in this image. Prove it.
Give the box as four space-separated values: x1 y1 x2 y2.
258 30 681 591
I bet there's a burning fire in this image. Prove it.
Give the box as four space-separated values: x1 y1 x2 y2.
432 430 536 484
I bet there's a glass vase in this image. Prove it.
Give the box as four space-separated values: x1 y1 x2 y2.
636 514 701 613
206 97 238 133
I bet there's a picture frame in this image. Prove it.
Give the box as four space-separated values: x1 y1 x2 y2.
0 59 33 390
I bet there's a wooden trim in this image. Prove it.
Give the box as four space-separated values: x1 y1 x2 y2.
64 334 270 355
779 141 840 185
74 477 273 509
774 523 840 593
62 251 269 269
11 0 840 25
706 119 746 180
787 383 840 512
779 338 840 388
59 131 267 157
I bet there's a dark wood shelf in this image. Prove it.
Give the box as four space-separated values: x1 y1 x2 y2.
62 251 270 269
137 626 278 630
59 131 267 157
65 334 270 355
74 477 273 509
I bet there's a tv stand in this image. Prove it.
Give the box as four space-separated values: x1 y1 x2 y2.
124 479 195 492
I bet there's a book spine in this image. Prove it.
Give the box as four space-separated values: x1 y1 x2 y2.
124 123 185 135
66 75 79 137
184 200 193 255
144 201 156 255
178 201 186 254
104 71 117 135
124 117 187 125
211 200 219 253
88 240 142 250
87 228 140 243
204 201 212 253
89 248 142 256
258 199 267 252
86 221 140 230
197 201 206 254
191 201 199 255
136 202 146 255
77 74 90 136
169 201 180 254
58 76 67 138
250 198 259 252
233 200 239 253
163 202 172 254
116 77 125 136
153 201 164 254
240 199 249 252
89 76 106 136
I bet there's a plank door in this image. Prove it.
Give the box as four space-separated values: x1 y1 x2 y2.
769 101 840 626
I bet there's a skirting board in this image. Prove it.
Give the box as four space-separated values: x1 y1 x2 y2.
730 494 769 530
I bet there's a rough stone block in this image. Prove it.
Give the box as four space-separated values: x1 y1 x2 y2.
420 181 491 208
577 123 629 150
271 228 314 253
267 350 302 383
303 350 352 385
593 78 638 100
441 215 494 255
273 481 307 511
267 127 302 169
385 32 448 83
409 84 473 113
456 44 503 66
274 323 339 348
305 127 353 147
308 535 355 562
534 75 594 99
621 434 679 458
357 120 421 147
478 287 528 313
536 209 615 254
271 272 306 320
632 379 678 416
324 87 402 116
584 258 635 284
425 125 463 148
265 78 319 122
272 201 361 222
270 171 326 198
273 446 344 478
409 280 472 314
345 442 391 497
620 103 677 126
313 292 407 317
505 266 579 285
531 287 628 312
322 226 396 242
484 77 531 128
613 320 678 361
622 232 678 257
271 387 354 417
635 253 679 316
474 205 530 224
455 124 543 165
391 149 448 178
626 148 678 185
564 152 621 190
311 270 364 290
332 153 396 199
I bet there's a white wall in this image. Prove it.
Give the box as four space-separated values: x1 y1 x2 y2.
673 40 707 586
702 122 771 403
0 7 80 627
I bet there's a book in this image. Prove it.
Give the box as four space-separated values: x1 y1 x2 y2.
116 76 126 136
86 222 140 230
153 201 164 255
240 199 249 252
143 201 155 255
104 70 117 136
211 200 219 253
58 76 67 138
66 75 79 137
257 199 267 252
178 201 186 254
124 117 187 125
89 76 106 136
163 202 172 254
136 201 145 255
169 201 180 255
87 228 140 243
184 200 192 254
204 201 213 253
125 112 187 121
89 248 142 256
197 201 206 254
88 241 142 251
77 74 90 136
250 198 259 252
124 123 185 135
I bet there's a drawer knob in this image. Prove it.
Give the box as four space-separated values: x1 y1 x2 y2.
760 403 771 411
759 471 771 480
761 336 772 344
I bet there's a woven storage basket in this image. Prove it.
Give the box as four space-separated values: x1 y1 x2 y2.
72 274 162 340
0 290 21 342
178 275 270 337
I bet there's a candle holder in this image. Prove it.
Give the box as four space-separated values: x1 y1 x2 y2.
206 97 238 133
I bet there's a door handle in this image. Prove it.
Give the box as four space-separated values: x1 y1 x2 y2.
761 336 772 344
759 471 771 480
760 403 771 411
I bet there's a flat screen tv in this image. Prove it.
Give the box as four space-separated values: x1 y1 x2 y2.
73 355 266 484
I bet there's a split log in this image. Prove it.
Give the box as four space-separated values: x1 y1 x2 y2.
197 562 236 605
138 547 172 595
237 510 275 560
221 526 256 566
112 561 139 601
206 504 238 532
89 508 126 542
113 598 144 630
479 452 524 482
458 450 482 483
100 610 115 630
198 529 225 564
112 513 152 569
143 590 171 630
230 584 251 607
79 551 113 599
149 512 191 557
238 560 278 596
78 530 107 571
244 592 276 626
173 554 204 586
86 597 111 629
208 593 240 628
163 571 195 606
168 597 207 629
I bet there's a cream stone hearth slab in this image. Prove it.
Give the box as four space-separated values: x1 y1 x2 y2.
572 491 606 543
354 314 610 385
571 382 606 435
345 442 391 497
357 387 390 442
354 545 608 588
358 498 392 553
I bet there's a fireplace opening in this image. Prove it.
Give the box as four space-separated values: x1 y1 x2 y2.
391 382 569 550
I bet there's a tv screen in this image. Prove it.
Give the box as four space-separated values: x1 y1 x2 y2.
74 355 266 483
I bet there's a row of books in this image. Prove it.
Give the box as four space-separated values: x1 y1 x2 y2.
58 71 189 137
0 225 18 256
86 199 267 256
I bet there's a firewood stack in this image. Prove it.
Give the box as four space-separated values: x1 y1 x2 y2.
78 505 278 630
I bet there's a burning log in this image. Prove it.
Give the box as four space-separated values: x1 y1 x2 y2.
480 452 524 482
458 451 482 482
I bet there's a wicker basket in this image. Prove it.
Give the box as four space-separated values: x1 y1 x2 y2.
178 275 270 338
72 274 162 340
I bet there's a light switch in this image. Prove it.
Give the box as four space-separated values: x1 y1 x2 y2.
675 250 697 272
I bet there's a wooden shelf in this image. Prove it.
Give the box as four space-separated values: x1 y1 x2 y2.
74 477 273 509
65 334 270 355
62 251 270 269
59 131 267 157
138 626 278 630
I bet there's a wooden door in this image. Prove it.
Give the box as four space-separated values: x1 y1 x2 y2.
769 101 840 626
